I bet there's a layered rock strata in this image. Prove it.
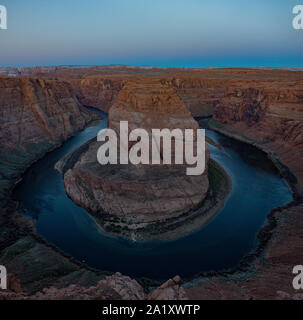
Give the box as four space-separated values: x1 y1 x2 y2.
210 81 303 195
58 80 210 238
0 272 187 300
0 77 94 207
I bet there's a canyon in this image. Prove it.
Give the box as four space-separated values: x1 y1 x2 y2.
0 66 303 299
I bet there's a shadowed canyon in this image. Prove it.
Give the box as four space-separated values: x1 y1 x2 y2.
0 66 303 300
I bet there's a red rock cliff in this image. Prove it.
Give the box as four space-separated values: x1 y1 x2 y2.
0 76 92 204
210 78 303 195
69 76 125 112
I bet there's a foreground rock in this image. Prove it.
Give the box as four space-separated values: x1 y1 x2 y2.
148 276 188 300
0 272 189 300
31 273 145 300
58 80 210 240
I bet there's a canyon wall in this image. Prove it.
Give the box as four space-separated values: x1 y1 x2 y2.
0 77 93 207
68 77 125 112
209 78 303 195
162 77 226 117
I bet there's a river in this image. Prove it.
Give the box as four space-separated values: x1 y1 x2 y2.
13 111 292 280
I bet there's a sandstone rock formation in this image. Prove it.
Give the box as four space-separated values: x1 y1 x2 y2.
210 79 303 195
58 80 210 239
0 272 190 300
161 77 226 117
31 272 146 300
71 76 125 112
147 275 188 300
0 76 94 207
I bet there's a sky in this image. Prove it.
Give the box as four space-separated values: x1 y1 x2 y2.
0 0 302 68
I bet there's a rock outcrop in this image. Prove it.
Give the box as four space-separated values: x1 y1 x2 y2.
30 272 146 300
58 80 210 240
0 272 190 300
147 276 188 300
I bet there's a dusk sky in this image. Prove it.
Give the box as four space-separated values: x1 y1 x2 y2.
0 0 302 68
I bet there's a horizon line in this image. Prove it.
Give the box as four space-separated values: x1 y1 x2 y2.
1 64 303 71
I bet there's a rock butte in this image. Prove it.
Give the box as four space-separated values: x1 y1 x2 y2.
0 66 303 300
56 80 210 238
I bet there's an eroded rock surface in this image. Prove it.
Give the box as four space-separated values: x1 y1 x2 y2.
148 276 188 300
210 79 303 195
0 76 94 206
0 272 191 300
59 80 210 239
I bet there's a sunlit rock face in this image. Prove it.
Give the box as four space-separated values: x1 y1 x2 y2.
59 80 210 235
